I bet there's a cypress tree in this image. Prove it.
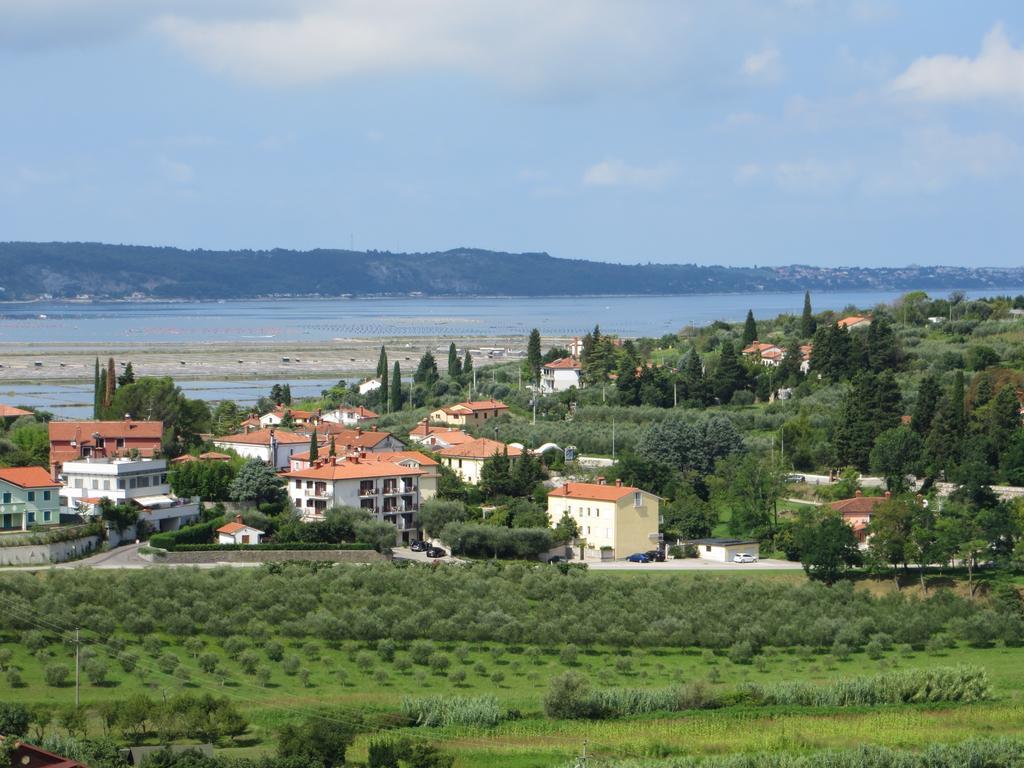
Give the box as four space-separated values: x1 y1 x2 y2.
414 350 438 385
93 357 101 418
741 310 758 347
713 339 745 404
328 435 336 457
98 368 108 417
376 345 388 378
462 349 473 377
105 357 116 407
309 428 318 462
911 373 940 436
380 360 389 411
682 348 709 406
526 328 542 384
801 291 816 337
447 343 461 378
282 384 292 406
390 361 402 413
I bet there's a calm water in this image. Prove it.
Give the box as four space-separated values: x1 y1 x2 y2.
0 289 1000 345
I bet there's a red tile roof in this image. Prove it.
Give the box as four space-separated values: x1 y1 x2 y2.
437 437 522 459
215 428 309 446
829 494 888 515
0 404 33 418
0 466 60 488
742 341 781 355
48 420 163 443
548 481 641 502
307 424 393 447
373 451 439 467
283 459 425 481
440 399 509 414
837 315 870 328
543 357 581 370
217 521 263 534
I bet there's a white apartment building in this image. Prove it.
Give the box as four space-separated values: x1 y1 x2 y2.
540 357 582 394
282 456 425 544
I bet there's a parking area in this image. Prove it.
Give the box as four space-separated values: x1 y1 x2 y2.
587 557 800 571
391 545 463 564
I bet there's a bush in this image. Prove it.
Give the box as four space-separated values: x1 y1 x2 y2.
410 640 436 666
543 672 604 720
559 644 579 666
728 641 754 665
401 695 503 728
440 523 554 559
377 638 396 663
543 673 719 720
44 663 70 687
149 517 225 550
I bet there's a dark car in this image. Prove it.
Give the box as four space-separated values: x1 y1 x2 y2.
625 552 652 563
426 547 447 559
410 540 427 552
644 550 666 562
547 555 566 564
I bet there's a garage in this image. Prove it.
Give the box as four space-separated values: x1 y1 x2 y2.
687 538 760 563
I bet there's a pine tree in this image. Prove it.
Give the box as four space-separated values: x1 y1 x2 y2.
105 357 116 407
682 348 709 406
447 343 461 378
867 317 899 372
911 373 940 436
801 291 816 338
925 371 966 475
93 357 101 418
987 385 1020 455
117 361 135 387
511 449 540 496
973 373 994 408
390 362 402 413
480 446 513 498
282 384 292 406
328 436 336 457
309 428 319 462
526 328 542 384
713 339 745 404
462 349 473 377
98 368 108 417
741 310 758 347
376 345 388 378
414 350 439 385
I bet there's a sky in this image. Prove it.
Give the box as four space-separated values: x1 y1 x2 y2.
1 1 1023 267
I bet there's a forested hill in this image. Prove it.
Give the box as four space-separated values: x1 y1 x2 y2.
1 241 1022 300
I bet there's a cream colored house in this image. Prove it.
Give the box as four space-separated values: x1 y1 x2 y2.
438 437 521 485
547 480 660 559
430 400 508 427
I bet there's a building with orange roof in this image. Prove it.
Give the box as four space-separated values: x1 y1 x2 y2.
289 449 439 499
303 423 404 452
837 315 872 330
0 404 33 419
212 427 310 468
282 456 426 541
830 489 891 543
540 357 583 394
0 466 60 531
259 406 317 428
407 420 476 450
170 451 233 465
321 405 379 427
429 399 508 427
547 479 660 560
437 437 522 485
47 419 163 477
216 514 264 545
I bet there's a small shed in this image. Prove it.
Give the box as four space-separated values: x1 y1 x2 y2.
688 537 760 562
216 515 264 545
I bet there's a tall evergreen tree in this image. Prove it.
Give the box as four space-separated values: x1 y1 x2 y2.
462 349 473 378
526 328 542 384
447 343 461 378
390 362 402 413
282 384 292 406
987 385 1020 456
376 345 388 378
867 316 899 372
98 368 108 417
93 357 101 418
741 310 758 347
105 357 116 407
117 361 135 387
329 435 336 457
911 373 941 436
682 348 710 406
801 291 816 338
713 339 745 404
309 428 319 462
413 350 439 386
925 371 966 475
777 338 804 386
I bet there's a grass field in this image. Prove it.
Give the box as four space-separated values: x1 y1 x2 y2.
4 613 1024 767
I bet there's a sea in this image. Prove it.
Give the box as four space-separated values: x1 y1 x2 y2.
0 289 1010 419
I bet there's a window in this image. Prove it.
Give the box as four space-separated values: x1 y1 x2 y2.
634 492 642 508
43 490 51 501
117 479 126 490
595 509 599 517
294 479 301 488
27 512 35 524
705 545 711 552
294 498 302 508
1 493 9 504
160 473 168 483
129 478 137 489
137 476 150 488
74 479 84 489
102 480 110 491
43 510 51 522
27 491 35 502
116 438 125 449
91 479 98 490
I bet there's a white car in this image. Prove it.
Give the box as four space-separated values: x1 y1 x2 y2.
732 553 758 563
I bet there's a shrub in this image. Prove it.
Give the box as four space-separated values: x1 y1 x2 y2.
401 695 503 728
543 672 604 720
44 664 70 687
543 674 719 720
559 644 579 666
264 641 284 662
377 638 396 663
282 655 301 676
410 640 436 666
6 669 24 688
728 641 754 665
428 653 450 675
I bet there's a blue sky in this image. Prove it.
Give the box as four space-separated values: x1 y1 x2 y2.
2 1 1023 267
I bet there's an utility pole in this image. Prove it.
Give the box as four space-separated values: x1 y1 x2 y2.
532 394 537 426
673 381 677 408
612 418 616 461
74 628 80 708
574 739 589 768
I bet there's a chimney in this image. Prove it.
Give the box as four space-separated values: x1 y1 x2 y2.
884 491 891 499
356 427 362 437
615 478 622 487
854 489 862 497
596 476 605 485
235 514 243 524
371 425 377 432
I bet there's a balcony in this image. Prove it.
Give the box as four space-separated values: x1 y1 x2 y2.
359 486 378 497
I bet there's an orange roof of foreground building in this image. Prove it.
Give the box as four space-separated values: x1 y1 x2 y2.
0 466 60 488
742 341 781 355
837 315 870 329
437 437 522 460
48 420 164 442
439 399 509 415
0 404 33 418
215 428 309 446
283 458 426 481
548 481 643 503
829 490 889 515
543 357 581 370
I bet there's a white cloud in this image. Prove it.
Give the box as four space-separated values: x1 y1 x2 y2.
582 159 673 188
741 47 782 81
889 23 1024 102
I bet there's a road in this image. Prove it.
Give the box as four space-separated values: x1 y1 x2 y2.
0 542 259 572
587 557 800 571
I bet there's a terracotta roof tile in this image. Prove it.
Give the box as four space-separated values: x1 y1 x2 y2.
215 428 309 446
0 466 59 488
437 437 522 459
548 481 641 502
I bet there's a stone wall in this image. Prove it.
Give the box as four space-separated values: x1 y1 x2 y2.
0 536 102 566
150 549 388 565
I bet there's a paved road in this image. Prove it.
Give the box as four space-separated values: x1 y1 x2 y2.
588 557 801 571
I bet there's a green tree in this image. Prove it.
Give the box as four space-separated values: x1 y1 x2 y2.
681 348 710 406
480 447 514 498
229 460 285 504
308 428 319 463
800 291 816 337
795 511 862 584
447 343 462 378
0 703 30 737
777 338 804 386
390 362 403 413
911 373 941 436
93 357 101 418
98 498 139 537
376 345 388 378
169 461 236 501
462 349 473 379
105 357 116 408
106 377 211 452
869 426 923 492
926 371 966 475
716 453 785 534
526 328 543 385
741 310 758 347
414 350 439 386
117 361 136 387
419 499 473 539
867 495 917 589
712 339 745 403
278 717 357 768
211 400 242 436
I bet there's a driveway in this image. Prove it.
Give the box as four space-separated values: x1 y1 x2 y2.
588 557 801 571
391 545 463 564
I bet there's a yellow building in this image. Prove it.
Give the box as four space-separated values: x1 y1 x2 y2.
438 437 521 485
547 480 660 559
429 400 508 427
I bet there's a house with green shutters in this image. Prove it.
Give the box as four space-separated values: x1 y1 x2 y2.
0 466 60 531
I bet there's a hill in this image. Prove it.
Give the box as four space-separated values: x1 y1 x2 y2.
1 241 1021 300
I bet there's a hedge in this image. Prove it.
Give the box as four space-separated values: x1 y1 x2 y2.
169 542 374 552
149 517 225 551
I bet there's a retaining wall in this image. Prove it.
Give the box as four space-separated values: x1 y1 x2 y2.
0 536 102 566
150 549 388 565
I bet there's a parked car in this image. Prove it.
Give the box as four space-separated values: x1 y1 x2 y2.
732 553 758 563
625 552 652 563
410 540 427 552
784 474 806 483
644 550 666 562
547 555 566 564
426 547 447 558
